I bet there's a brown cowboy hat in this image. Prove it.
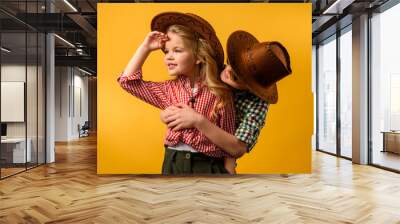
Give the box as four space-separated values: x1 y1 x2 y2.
227 31 292 104
151 12 224 72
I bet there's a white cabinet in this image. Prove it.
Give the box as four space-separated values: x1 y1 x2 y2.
382 131 400 154
1 138 32 163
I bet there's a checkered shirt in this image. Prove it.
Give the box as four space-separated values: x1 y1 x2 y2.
233 90 269 152
117 70 235 158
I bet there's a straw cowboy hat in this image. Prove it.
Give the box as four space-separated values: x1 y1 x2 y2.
227 30 292 104
151 12 224 72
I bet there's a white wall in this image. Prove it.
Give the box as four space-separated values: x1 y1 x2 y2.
55 66 69 141
55 67 89 141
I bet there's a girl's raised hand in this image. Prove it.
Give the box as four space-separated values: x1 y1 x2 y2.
143 31 169 51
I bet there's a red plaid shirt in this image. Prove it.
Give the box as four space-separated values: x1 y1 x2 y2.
117 70 235 158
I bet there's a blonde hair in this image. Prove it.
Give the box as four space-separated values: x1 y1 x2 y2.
166 25 232 118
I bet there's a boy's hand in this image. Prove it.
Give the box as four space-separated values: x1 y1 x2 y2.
142 31 169 51
160 105 179 124
224 157 237 174
163 103 203 131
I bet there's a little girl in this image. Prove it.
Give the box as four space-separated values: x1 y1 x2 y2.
118 12 235 174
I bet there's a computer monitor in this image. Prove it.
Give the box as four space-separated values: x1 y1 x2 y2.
1 123 7 137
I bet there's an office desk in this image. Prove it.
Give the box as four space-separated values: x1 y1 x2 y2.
381 131 400 154
1 138 31 163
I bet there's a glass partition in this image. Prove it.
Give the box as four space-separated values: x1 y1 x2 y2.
0 1 46 179
339 27 352 158
1 30 28 177
317 35 337 155
371 3 400 171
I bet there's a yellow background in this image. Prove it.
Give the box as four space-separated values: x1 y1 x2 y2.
98 3 312 174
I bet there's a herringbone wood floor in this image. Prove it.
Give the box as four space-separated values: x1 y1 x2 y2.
1 134 400 224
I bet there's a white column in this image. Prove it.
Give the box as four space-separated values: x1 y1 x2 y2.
45 1 55 163
46 33 55 163
352 14 369 164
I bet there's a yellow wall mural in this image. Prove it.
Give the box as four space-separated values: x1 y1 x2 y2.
98 3 312 174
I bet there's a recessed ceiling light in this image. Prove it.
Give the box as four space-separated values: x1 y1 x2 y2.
1 47 11 53
54 34 75 48
77 67 93 76
322 0 354 15
63 0 78 12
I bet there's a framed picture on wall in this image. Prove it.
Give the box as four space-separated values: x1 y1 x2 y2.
1 81 25 122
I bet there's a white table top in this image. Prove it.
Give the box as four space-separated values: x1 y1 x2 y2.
1 138 28 143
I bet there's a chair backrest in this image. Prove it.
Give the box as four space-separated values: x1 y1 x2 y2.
82 121 90 129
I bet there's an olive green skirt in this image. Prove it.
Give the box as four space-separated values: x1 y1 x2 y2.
162 147 229 175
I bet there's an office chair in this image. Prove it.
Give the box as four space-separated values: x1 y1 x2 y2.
79 121 90 138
